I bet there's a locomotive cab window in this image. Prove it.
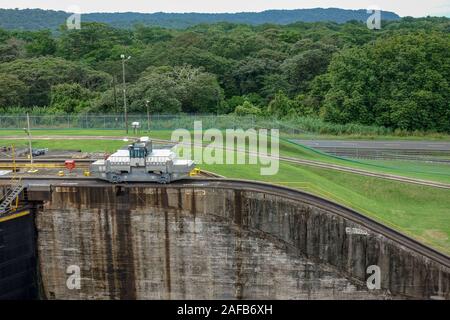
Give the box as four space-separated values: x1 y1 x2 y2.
129 147 147 158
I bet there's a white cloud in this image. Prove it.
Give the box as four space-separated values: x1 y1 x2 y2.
0 0 449 17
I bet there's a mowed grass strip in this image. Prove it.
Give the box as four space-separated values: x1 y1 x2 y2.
0 139 126 153
0 129 172 140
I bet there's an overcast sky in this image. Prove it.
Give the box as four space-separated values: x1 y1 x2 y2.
1 1 449 17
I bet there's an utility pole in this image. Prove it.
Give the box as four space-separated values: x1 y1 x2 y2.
112 75 117 112
121 54 131 134
24 113 36 172
145 100 150 133
26 113 33 166
12 144 16 180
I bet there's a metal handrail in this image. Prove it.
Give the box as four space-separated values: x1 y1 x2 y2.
0 178 23 213
0 179 21 200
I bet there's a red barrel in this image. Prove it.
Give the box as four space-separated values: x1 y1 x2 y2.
65 160 76 172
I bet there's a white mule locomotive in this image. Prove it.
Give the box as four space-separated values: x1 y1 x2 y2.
90 137 195 183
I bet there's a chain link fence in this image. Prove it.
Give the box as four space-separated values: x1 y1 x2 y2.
0 113 380 136
0 114 265 131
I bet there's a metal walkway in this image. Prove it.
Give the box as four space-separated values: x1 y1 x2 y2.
0 183 25 214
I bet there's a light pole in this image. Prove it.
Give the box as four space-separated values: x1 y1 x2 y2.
145 100 150 133
121 54 131 134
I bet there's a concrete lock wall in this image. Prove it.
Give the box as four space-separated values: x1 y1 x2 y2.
34 185 449 300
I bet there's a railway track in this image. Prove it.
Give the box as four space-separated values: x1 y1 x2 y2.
0 159 91 170
0 158 222 178
0 159 95 163
1 153 450 189
0 175 448 267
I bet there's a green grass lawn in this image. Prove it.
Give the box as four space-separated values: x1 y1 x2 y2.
0 129 160 137
0 139 126 153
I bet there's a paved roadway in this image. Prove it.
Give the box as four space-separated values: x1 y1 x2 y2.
291 140 450 151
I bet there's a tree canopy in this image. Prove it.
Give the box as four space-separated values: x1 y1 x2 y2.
0 16 448 132
320 32 450 131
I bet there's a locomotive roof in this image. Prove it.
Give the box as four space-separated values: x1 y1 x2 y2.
107 148 176 163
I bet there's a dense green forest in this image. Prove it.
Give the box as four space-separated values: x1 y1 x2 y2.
0 16 449 132
0 8 400 30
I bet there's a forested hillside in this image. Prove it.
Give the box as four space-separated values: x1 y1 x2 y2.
0 16 449 132
0 8 400 30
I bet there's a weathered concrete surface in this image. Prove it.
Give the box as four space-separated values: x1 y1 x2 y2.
35 185 450 300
